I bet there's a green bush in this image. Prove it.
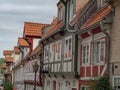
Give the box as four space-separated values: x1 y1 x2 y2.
94 77 113 90
3 80 13 90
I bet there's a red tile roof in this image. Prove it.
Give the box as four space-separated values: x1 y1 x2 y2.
5 57 14 63
18 38 29 47
81 6 112 29
2 63 7 69
3 50 13 55
24 22 48 37
14 46 20 54
43 21 64 38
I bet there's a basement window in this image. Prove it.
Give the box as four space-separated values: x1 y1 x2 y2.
113 76 120 90
80 85 90 90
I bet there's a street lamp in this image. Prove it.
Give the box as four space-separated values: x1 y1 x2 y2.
33 61 39 90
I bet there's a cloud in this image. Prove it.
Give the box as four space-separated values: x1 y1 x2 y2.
0 0 59 57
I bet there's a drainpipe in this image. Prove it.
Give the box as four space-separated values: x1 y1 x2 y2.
100 20 110 78
39 43 44 90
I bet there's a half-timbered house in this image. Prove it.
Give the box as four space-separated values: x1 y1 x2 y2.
73 0 112 89
23 22 47 90
13 38 29 90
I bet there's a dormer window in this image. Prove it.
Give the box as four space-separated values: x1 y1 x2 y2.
69 0 74 21
58 2 65 21
67 0 74 23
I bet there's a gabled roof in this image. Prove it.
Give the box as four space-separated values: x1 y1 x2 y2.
81 5 112 29
24 22 48 38
2 63 7 69
14 46 20 54
3 50 13 56
5 57 14 63
18 38 29 47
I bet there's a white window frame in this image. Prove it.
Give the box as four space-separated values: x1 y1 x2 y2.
64 36 72 60
80 85 90 90
55 40 62 62
49 43 55 63
44 45 49 63
58 6 64 21
82 42 90 66
69 0 74 21
113 76 120 90
94 38 105 65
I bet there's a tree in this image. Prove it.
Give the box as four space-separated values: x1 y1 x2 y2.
0 58 5 74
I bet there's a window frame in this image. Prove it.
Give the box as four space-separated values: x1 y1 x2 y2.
81 41 91 66
113 76 120 90
64 36 73 60
80 85 90 90
58 6 64 21
44 45 50 63
94 38 105 65
49 43 55 63
55 40 62 62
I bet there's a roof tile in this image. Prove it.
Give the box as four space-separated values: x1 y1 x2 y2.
18 38 29 47
24 22 48 37
3 50 13 55
5 57 14 63
14 46 20 54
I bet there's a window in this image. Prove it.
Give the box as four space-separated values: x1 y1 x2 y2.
58 6 65 21
64 36 72 60
63 62 72 72
69 0 74 21
82 42 90 65
55 40 62 61
67 0 74 22
113 76 120 90
44 45 49 63
81 86 90 90
94 39 105 64
49 43 55 62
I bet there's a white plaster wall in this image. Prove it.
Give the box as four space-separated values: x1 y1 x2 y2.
33 39 40 50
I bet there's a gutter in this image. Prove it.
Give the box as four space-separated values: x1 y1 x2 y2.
100 20 110 78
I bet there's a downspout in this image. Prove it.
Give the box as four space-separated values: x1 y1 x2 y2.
39 43 44 90
100 20 110 78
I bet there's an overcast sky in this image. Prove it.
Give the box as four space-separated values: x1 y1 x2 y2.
0 0 58 57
